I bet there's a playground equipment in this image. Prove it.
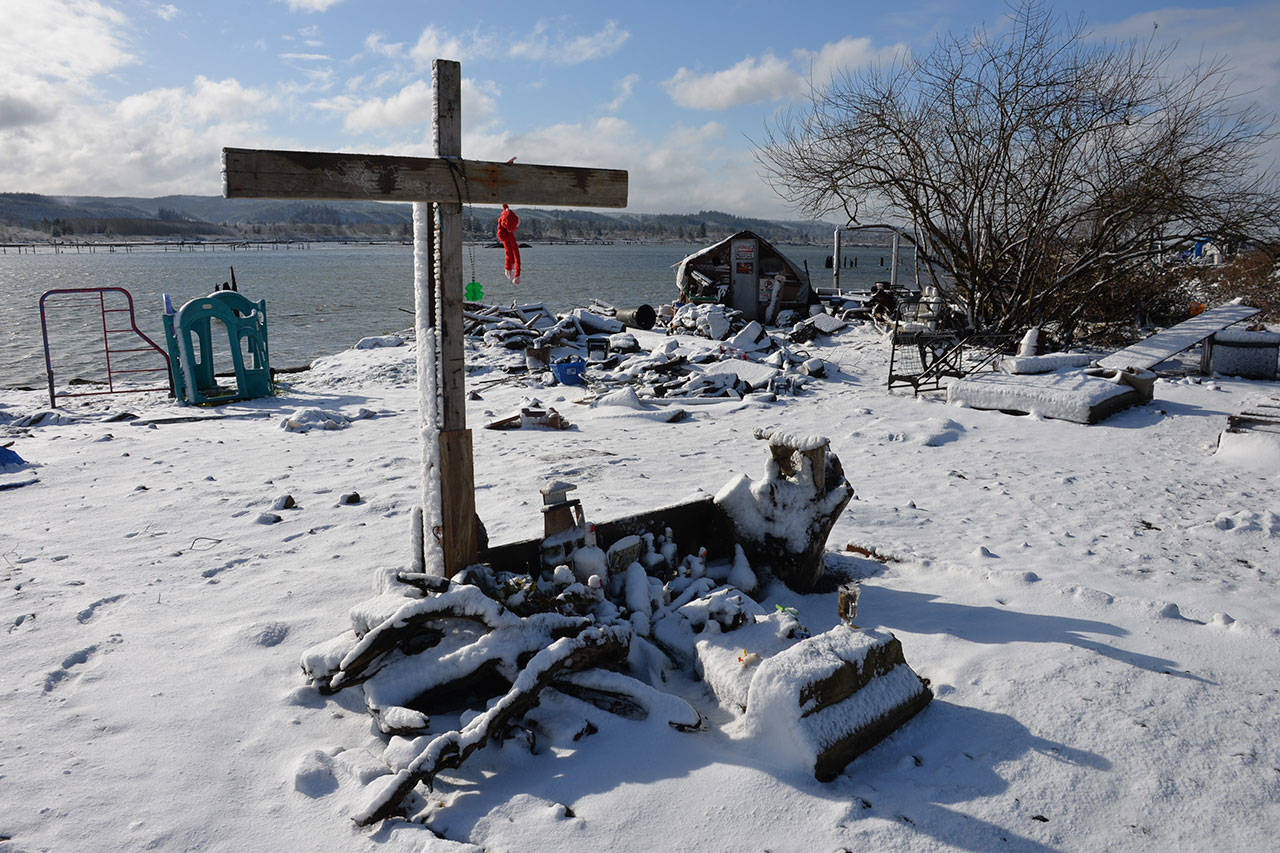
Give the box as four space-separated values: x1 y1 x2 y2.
163 290 273 405
39 287 173 409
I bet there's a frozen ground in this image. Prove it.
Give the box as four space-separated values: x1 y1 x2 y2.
1 323 1277 852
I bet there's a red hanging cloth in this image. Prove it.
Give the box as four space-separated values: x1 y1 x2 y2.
497 203 520 284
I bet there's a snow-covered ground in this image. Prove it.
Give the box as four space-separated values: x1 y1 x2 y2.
2 323 1277 852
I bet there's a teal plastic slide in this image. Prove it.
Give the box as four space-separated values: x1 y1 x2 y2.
163 291 273 405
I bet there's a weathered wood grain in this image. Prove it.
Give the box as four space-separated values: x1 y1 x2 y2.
222 147 628 207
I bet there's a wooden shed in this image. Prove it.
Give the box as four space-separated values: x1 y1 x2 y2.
674 231 814 323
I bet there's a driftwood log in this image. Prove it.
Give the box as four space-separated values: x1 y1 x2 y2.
353 622 630 825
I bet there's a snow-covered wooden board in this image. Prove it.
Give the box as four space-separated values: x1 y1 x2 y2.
1097 303 1260 370
948 370 1144 424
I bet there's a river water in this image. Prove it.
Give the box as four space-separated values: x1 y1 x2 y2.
1 240 906 391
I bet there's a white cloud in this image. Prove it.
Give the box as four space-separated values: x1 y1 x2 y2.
664 34 907 111
1 75 281 196
795 36 908 86
410 25 477 65
463 79 503 131
279 52 330 61
116 76 275 124
461 116 786 215
0 0 135 86
154 3 179 21
189 76 277 122
319 77 500 136
605 73 640 113
561 20 630 63
665 54 802 110
338 79 433 133
508 19 629 64
364 33 405 59
1095 4 1280 169
1096 4 1280 106
277 0 344 12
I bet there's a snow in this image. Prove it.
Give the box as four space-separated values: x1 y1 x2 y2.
279 406 376 432
695 356 780 390
4 319 1280 851
1214 329 1280 346
1215 430 1280 470
694 610 800 712
354 334 405 350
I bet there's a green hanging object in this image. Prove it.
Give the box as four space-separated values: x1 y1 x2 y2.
465 281 483 301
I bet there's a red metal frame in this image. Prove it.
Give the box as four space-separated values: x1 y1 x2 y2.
39 287 172 408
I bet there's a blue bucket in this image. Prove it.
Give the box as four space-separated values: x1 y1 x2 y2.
551 357 586 386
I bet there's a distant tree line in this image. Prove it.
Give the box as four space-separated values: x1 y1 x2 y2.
39 217 234 238
7 193 831 245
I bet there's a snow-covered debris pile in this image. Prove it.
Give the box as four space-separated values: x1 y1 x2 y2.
668 303 740 340
279 406 377 432
459 298 850 405
1215 394 1280 470
789 312 846 344
354 334 404 350
7 410 75 428
294 435 926 834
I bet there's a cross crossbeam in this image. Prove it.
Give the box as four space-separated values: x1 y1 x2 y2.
223 148 628 208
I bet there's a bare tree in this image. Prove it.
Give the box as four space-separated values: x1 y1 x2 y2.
758 1 1280 337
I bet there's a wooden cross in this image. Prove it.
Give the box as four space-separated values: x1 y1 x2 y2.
222 59 628 577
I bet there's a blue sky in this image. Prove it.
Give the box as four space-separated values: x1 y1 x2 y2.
2 0 1278 217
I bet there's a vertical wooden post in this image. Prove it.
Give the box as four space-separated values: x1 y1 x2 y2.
431 58 478 577
412 199 441 574
833 228 841 291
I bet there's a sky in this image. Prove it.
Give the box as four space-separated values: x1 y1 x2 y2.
1 0 1279 219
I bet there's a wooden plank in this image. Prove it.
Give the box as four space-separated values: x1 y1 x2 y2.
435 60 475 576
482 496 736 575
223 148 628 207
1098 304 1261 370
439 428 478 575
435 59 466 435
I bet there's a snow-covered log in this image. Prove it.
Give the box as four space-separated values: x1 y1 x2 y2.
553 669 701 731
353 623 631 825
329 585 518 691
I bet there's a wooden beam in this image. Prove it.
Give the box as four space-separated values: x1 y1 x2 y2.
433 59 477 578
222 147 628 208
439 428 478 575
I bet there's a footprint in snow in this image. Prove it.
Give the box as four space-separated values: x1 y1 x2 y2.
250 622 289 647
76 594 125 623
43 635 123 692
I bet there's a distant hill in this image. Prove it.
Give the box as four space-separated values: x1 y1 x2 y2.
0 193 834 244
